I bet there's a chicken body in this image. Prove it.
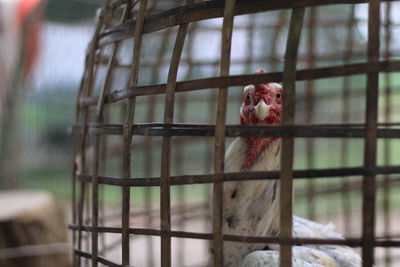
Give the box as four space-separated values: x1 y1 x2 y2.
210 69 361 267
222 137 281 266
223 137 361 266
239 216 361 267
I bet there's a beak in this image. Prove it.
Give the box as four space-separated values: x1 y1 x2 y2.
254 99 270 121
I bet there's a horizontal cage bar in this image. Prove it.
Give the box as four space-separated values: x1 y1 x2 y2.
79 60 400 107
72 123 400 138
69 225 400 247
98 0 399 47
76 166 400 187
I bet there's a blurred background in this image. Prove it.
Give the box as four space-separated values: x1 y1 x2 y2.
1 0 400 266
0 0 101 266
0 0 102 196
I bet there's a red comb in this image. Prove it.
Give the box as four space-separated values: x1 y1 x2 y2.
254 69 268 91
255 69 267 74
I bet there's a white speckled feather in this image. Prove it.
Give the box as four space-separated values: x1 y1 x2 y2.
217 137 282 266
210 137 361 267
239 250 325 267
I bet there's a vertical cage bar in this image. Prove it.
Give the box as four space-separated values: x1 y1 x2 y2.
76 36 100 265
71 124 80 265
160 23 189 267
73 71 87 266
91 6 128 264
362 0 380 266
341 4 356 236
98 111 107 253
383 2 392 266
91 139 100 267
174 4 194 267
76 2 110 265
92 49 115 266
84 179 91 266
176 20 197 267
121 0 148 264
305 7 316 221
144 28 172 267
213 1 236 266
175 95 186 267
279 7 305 267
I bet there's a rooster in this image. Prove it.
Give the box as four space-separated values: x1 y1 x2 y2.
210 69 361 267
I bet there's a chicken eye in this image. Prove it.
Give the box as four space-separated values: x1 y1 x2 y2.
276 93 281 99
246 95 250 100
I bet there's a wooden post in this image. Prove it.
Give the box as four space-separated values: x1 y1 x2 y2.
0 190 69 267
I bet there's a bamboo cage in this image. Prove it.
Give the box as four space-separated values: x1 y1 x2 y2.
70 0 400 266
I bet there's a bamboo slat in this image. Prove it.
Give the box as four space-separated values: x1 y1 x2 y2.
79 60 400 107
76 166 400 188
120 0 148 264
212 1 236 265
98 0 396 47
75 2 112 266
383 2 393 266
91 6 130 265
362 0 381 266
175 5 196 262
142 25 171 267
160 20 189 267
279 7 305 267
83 122 400 138
70 226 400 248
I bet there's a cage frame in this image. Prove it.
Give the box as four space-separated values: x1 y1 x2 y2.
70 0 400 267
